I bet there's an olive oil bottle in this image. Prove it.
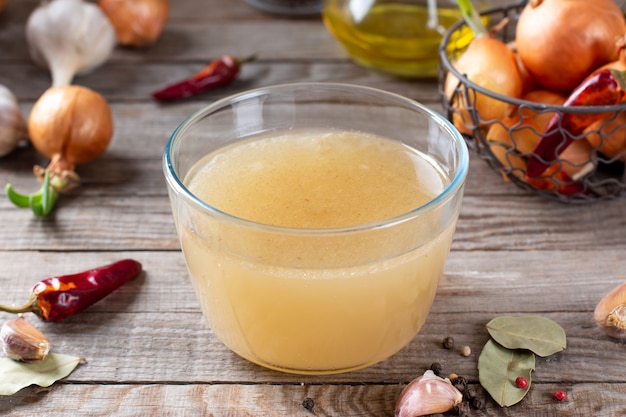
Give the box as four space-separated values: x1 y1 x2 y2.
322 0 481 78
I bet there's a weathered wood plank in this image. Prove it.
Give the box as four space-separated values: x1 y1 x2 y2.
4 381 624 417
0 191 623 250
0 308 621 384
2 62 443 103
0 250 623 316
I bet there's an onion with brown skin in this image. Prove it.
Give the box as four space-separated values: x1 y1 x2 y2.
445 36 523 135
99 0 169 48
5 85 114 216
515 0 626 92
519 89 567 129
444 2 524 136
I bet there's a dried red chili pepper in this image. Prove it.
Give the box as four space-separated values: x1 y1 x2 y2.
151 55 254 102
524 163 585 196
526 68 626 178
0 259 142 322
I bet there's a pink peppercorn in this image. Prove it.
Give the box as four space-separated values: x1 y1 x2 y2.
554 390 567 401
515 377 528 389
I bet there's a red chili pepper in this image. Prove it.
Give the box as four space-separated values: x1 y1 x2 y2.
151 55 254 102
524 163 585 196
0 259 142 322
526 69 626 178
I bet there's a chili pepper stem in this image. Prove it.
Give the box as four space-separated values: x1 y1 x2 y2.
0 297 37 316
237 54 257 65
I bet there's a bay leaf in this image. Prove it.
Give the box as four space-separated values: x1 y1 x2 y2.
0 353 84 396
478 339 535 407
486 316 566 357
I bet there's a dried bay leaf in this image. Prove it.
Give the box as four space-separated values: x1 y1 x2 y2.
478 339 535 407
486 316 566 357
0 353 84 396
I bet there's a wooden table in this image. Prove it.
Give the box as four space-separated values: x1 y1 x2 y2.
1 0 625 415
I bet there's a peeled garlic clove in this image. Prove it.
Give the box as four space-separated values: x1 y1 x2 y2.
395 370 463 417
1 315 51 362
595 281 626 340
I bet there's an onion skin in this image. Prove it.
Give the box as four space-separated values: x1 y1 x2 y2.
516 0 626 92
584 112 626 162
520 89 567 130
99 0 169 48
28 85 113 171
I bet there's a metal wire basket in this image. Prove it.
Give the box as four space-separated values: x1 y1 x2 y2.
438 2 626 203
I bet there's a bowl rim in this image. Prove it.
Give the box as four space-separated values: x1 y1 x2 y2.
163 82 469 235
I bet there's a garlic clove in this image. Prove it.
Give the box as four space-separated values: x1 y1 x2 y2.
25 0 116 87
595 281 626 340
395 370 463 417
1 315 51 362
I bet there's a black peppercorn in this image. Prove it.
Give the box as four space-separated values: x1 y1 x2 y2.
442 336 455 349
455 401 471 417
472 395 486 410
429 362 444 376
302 397 315 413
451 375 468 392
463 386 477 400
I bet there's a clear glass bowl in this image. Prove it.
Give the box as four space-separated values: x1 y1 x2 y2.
163 83 468 374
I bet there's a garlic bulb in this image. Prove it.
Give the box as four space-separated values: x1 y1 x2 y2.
0 84 27 157
25 0 117 87
1 315 51 362
99 0 169 48
395 370 463 417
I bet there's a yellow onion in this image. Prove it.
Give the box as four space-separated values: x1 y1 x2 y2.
29 85 113 174
516 0 626 92
445 36 523 135
584 113 626 162
99 0 169 48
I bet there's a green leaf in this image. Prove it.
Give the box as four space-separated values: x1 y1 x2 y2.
0 353 83 396
486 316 567 357
478 339 535 407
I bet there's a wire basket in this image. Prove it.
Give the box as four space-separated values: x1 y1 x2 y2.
437 2 626 203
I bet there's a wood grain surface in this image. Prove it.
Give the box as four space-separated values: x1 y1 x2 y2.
0 0 625 416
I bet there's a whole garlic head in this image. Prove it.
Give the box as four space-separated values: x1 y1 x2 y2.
0 84 27 157
25 0 116 87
